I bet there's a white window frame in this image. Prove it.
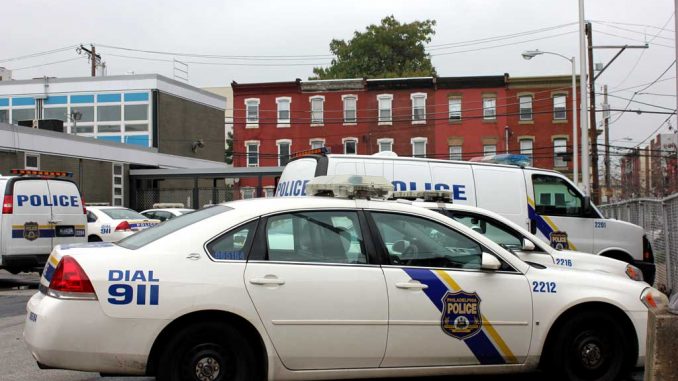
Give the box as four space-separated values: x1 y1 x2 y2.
276 139 292 167
24 152 40 170
342 94 358 124
245 140 260 167
245 98 260 128
112 163 124 206
483 144 496 156
449 145 462 161
519 95 533 121
377 138 394 152
449 97 462 121
483 97 496 120
276 97 291 127
411 137 427 157
263 186 275 198
310 96 325 126
309 138 325 149
240 187 256 199
553 94 567 120
410 93 427 124
377 94 393 125
554 138 568 167
519 138 534 165
342 137 358 154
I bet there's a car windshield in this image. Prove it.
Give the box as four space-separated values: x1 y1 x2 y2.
101 208 147 220
117 205 232 250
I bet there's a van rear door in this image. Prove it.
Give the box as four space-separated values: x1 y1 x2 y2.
472 165 529 229
276 158 319 197
47 180 86 247
5 179 53 255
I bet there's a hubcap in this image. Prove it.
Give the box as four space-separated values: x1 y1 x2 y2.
195 356 221 381
579 339 603 370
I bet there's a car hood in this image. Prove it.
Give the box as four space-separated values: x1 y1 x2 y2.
516 249 639 282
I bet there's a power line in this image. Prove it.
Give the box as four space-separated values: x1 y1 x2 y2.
430 31 577 57
427 22 577 50
600 93 676 111
11 57 86 71
590 19 675 34
593 22 675 42
107 53 327 67
0 45 79 63
594 30 674 48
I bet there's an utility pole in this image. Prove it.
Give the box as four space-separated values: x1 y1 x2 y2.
586 22 601 204
578 0 590 197
78 44 102 77
603 85 611 198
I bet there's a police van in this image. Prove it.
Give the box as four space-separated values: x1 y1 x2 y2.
0 169 87 274
276 149 656 284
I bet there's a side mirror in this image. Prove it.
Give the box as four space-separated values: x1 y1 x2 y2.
481 252 502 271
521 239 536 251
583 196 592 214
392 240 407 253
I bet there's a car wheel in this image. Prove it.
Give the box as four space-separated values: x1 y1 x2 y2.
157 322 258 381
88 235 102 242
548 311 630 381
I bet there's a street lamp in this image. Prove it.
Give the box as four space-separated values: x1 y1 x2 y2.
522 49 580 187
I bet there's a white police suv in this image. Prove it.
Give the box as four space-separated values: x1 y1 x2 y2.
24 177 666 381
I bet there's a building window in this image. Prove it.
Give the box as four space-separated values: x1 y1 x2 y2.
343 138 357 154
519 95 533 121
112 163 124 206
449 145 462 161
241 187 256 199
343 95 357 123
245 99 259 125
411 138 427 157
449 97 462 121
264 187 275 198
520 139 534 165
377 138 393 152
483 144 496 156
378 95 393 124
276 97 291 125
310 139 325 149
277 140 291 166
553 95 567 120
310 96 324 125
554 138 568 167
483 97 496 120
25 153 39 170
411 93 427 123
245 141 259 167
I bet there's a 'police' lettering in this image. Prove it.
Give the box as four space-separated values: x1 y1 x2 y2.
16 194 80 207
447 301 478 315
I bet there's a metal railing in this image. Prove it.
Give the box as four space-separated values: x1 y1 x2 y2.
600 194 678 294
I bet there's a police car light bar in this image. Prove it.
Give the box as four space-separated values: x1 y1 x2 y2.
10 169 73 177
468 154 531 167
391 190 453 203
306 175 393 199
290 147 330 159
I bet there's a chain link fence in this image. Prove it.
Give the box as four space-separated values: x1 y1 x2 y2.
132 187 272 211
600 194 678 294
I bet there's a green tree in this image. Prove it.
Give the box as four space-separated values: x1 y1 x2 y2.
312 16 437 79
224 131 234 165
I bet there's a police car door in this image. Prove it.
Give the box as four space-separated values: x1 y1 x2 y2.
244 209 388 370
7 179 53 256
524 171 593 253
369 211 532 367
47 180 85 246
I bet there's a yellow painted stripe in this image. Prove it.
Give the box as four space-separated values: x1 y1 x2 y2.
527 197 535 207
49 255 58 267
526 197 578 251
434 269 517 364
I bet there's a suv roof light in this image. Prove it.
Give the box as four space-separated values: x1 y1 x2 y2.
10 169 73 177
468 154 531 167
306 175 393 199
290 147 330 160
391 190 453 203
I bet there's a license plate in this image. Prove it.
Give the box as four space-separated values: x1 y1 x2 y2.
56 226 75 237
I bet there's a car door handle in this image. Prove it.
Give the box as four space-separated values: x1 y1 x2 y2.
395 281 428 290
249 277 285 286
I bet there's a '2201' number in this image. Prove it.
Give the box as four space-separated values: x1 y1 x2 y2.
532 281 557 293
595 221 607 229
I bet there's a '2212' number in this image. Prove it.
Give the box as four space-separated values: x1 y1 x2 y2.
532 281 557 293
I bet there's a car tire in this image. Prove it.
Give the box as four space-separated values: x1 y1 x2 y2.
156 322 259 381
88 235 102 242
547 311 631 381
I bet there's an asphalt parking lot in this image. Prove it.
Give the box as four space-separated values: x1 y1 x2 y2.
0 270 643 381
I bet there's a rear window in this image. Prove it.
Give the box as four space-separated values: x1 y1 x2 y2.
101 208 147 220
117 206 232 250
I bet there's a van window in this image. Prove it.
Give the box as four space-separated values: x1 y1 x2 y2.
532 175 585 217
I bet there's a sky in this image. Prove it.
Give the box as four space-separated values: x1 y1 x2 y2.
1 0 676 158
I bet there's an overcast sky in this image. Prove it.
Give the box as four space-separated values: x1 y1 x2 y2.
2 0 676 155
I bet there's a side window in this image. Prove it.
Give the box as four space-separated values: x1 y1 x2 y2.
371 212 483 270
87 211 98 223
532 174 584 217
265 211 367 264
207 220 258 261
449 213 528 251
156 211 172 222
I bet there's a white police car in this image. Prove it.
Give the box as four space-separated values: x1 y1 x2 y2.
24 177 667 381
86 206 160 242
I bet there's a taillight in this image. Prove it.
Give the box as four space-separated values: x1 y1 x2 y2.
2 194 12 214
643 236 654 263
115 221 131 232
81 196 87 214
48 256 97 300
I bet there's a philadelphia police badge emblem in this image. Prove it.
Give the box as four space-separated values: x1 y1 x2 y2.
441 290 482 340
23 222 40 241
549 231 569 250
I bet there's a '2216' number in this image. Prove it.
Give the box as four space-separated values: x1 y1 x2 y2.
532 281 557 293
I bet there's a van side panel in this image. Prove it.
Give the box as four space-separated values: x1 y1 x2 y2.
429 163 475 204
472 166 529 230
276 158 318 197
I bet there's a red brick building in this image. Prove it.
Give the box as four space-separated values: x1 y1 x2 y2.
232 75 579 196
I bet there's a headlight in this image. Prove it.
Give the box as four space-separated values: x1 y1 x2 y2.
640 287 669 310
625 264 644 282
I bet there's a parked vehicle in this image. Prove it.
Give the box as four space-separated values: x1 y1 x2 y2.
0 169 86 273
86 206 159 242
140 205 194 222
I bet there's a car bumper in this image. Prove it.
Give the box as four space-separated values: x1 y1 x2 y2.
627 310 647 367
634 260 656 286
23 292 161 375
